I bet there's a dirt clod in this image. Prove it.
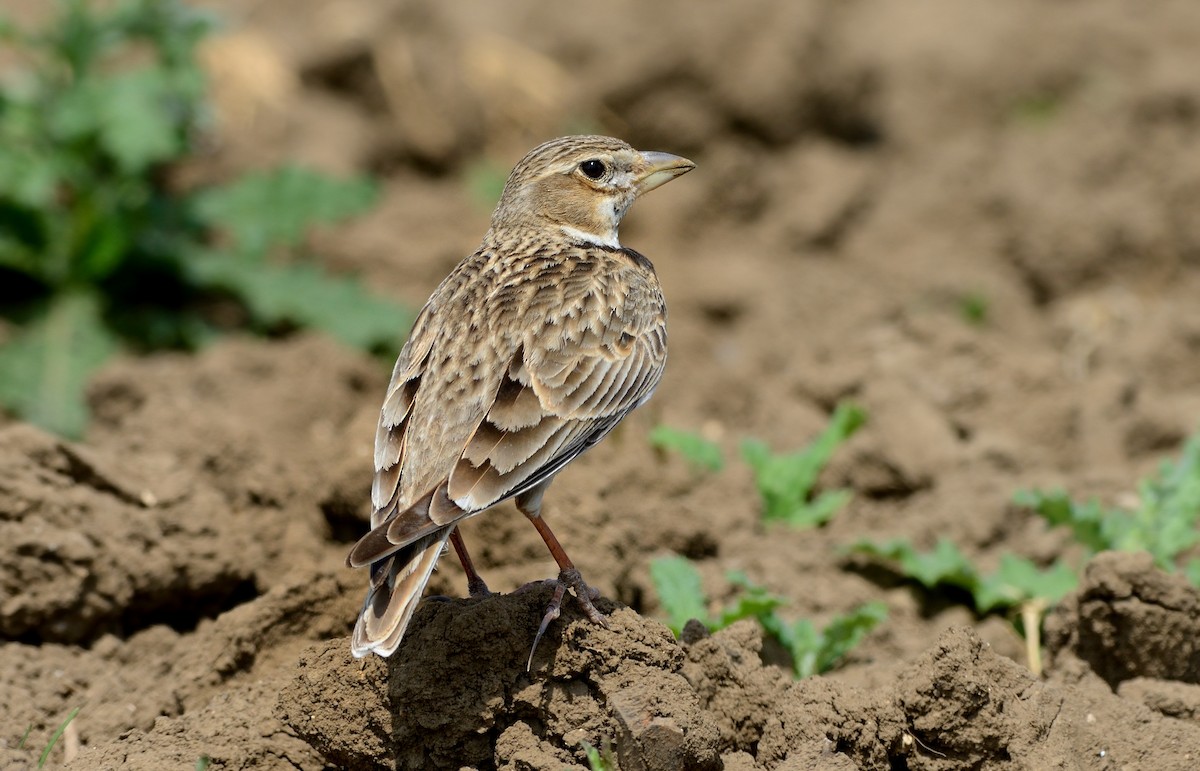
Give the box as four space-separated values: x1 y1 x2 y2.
1047 551 1200 688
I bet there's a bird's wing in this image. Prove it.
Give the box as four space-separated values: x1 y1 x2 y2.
368 303 438 529
440 265 667 520
349 255 666 567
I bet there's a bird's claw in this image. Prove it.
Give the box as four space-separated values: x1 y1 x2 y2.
526 568 608 671
466 575 492 599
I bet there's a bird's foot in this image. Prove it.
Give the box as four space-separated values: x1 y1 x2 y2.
526 567 608 671
466 574 492 599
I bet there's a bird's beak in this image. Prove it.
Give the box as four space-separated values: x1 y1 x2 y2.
635 151 696 196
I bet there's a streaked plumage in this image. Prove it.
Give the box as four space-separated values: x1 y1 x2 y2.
347 135 694 658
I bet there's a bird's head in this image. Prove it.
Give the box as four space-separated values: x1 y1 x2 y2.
489 135 695 248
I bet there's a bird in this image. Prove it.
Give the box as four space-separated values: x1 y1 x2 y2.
346 135 695 658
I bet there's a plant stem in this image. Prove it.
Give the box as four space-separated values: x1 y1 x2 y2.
1021 598 1046 677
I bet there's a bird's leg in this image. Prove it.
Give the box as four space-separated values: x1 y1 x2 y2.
516 486 608 669
449 526 491 598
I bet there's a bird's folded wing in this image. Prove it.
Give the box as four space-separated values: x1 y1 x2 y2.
370 305 436 526
353 277 666 559
442 307 667 518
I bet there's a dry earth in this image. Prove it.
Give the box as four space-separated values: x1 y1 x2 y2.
4 0 1200 769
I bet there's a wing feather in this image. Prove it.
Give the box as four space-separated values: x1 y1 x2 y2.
444 278 665 513
354 250 664 566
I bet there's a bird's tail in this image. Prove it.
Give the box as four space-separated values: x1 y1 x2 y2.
350 526 452 658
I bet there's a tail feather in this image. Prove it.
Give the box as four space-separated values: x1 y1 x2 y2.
350 526 452 658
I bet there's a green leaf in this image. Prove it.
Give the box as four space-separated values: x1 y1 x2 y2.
192 167 377 255
775 618 820 678
787 489 853 529
650 556 885 678
46 0 118 78
1014 489 1108 553
46 77 105 142
0 291 120 437
960 292 989 326
579 739 615 771
975 554 1077 612
1017 434 1200 576
0 144 61 210
810 601 887 675
96 70 184 173
649 425 724 472
0 201 47 273
740 401 866 527
849 538 1077 616
649 555 709 636
766 601 887 679
38 706 80 769
184 252 410 352
716 571 786 629
849 537 978 592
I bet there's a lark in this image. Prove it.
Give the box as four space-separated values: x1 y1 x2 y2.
347 135 695 658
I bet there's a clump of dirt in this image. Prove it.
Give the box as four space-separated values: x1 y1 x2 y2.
1048 550 1200 688
0 422 260 644
277 640 392 770
279 581 1200 770
282 590 723 770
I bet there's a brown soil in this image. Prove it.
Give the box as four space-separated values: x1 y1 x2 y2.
4 0 1200 769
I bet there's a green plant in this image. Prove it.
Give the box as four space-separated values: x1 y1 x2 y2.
0 0 409 437
847 538 1078 614
649 554 886 678
649 424 724 472
740 402 866 528
959 291 988 326
579 739 616 771
196 755 211 771
760 596 888 679
1010 92 1062 124
651 554 785 636
846 537 1075 674
1015 432 1200 584
19 706 81 768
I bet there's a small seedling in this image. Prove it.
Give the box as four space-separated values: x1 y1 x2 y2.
846 537 1077 675
846 538 1078 614
1011 92 1062 124
1015 432 1200 585
30 706 81 768
649 425 724 472
650 554 886 678
851 432 1200 675
650 555 781 635
740 402 866 528
580 739 616 771
758 594 888 679
959 292 989 326
0 0 409 437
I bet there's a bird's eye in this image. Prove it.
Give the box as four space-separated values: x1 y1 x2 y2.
579 159 606 179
